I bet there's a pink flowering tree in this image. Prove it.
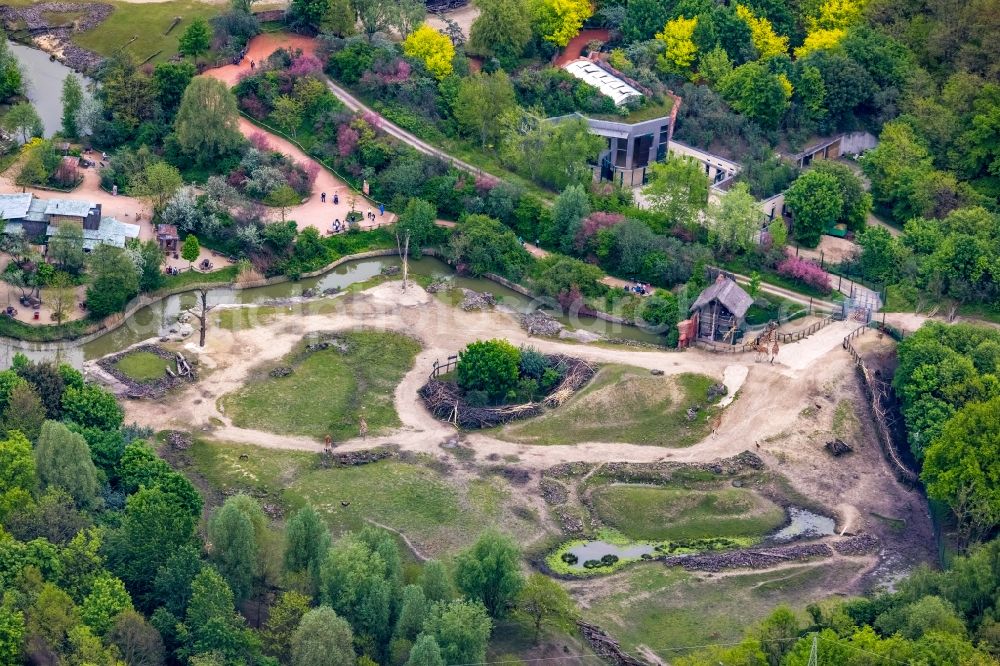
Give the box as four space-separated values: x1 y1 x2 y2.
249 132 272 152
575 212 625 252
337 124 360 157
776 252 832 294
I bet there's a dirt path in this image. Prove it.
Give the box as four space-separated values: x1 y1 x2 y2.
201 34 396 234
554 29 612 66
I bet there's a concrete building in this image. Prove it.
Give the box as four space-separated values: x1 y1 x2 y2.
0 193 139 250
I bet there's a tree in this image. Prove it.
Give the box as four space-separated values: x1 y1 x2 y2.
288 0 330 34
61 76 83 138
469 0 531 66
106 610 165 666
34 420 99 509
179 17 212 57
453 72 518 147
735 4 788 58
0 429 36 521
529 0 592 46
185 566 249 661
856 226 903 284
456 339 522 403
209 494 271 605
265 184 301 222
785 170 842 248
134 238 165 292
422 599 492 665
453 531 523 618
354 0 395 38
3 102 43 144
15 148 46 188
84 244 140 318
404 25 455 80
757 606 799 666
515 574 576 643
698 46 733 85
0 369 24 413
500 115 602 190
182 234 201 267
419 561 454 604
922 396 1000 543
0 602 25 666
62 384 124 431
448 214 532 278
153 61 196 119
406 634 445 666
811 160 871 232
262 591 311 658
644 156 709 232
392 0 425 39
709 182 761 254
131 161 183 215
16 359 65 420
3 382 45 442
81 573 134 636
284 505 331 584
48 222 86 274
291 607 355 666
108 486 198 599
656 16 698 75
397 199 437 258
549 184 590 254
719 62 790 130
153 543 203 616
319 532 397 648
174 77 244 166
0 36 23 102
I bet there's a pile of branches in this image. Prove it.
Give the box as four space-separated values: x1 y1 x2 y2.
576 622 646 666
418 354 595 429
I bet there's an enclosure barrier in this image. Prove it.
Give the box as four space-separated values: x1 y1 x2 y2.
842 325 919 485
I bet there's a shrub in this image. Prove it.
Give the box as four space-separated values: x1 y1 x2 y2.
583 559 601 569
518 347 548 379
600 554 619 566
457 339 522 404
776 253 832 294
561 552 578 565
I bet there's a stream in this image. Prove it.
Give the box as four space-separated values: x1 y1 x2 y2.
1 256 666 369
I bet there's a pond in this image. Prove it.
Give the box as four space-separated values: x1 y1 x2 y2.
562 540 656 570
2 255 666 369
769 508 837 542
8 41 88 138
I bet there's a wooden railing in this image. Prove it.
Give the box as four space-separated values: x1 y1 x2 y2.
842 326 919 485
430 355 458 378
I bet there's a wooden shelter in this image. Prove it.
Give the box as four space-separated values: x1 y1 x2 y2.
687 274 753 343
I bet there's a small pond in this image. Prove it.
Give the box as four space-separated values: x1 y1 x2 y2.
562 541 656 570
2 256 666 369
769 508 837 542
8 40 88 137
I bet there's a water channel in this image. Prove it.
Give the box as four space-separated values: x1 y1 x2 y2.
2 256 666 369
8 40 87 138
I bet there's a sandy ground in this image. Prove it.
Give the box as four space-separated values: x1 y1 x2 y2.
108 279 935 591
425 5 480 39
797 235 859 265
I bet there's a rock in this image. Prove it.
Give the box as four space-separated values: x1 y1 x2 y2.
521 311 563 336
825 438 853 456
540 478 569 505
269 366 293 377
650 369 664 376
426 279 449 294
460 289 496 311
685 406 700 421
558 328 602 343
707 382 728 400
381 265 401 276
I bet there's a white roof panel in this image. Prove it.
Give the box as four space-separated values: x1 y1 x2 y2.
562 59 643 107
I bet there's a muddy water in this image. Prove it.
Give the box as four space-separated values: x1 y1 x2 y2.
770 508 836 542
8 40 88 137
564 541 656 569
3 256 665 368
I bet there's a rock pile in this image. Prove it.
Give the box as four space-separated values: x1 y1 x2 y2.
825 438 853 456
459 289 496 311
663 542 833 572
833 534 880 555
540 478 568 505
521 311 563 336
0 3 111 72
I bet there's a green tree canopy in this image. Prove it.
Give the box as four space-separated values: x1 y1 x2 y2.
453 530 523 618
469 0 532 66
406 633 445 666
515 573 576 642
453 72 518 147
644 156 710 232
2 382 45 442
422 599 492 665
448 215 532 279
291 606 355 666
173 77 245 166
179 17 212 57
456 339 522 404
34 420 100 509
60 75 83 138
785 170 843 248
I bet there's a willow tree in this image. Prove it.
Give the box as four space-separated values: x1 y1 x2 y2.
173 77 244 166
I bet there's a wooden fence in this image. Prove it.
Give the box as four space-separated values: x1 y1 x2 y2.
430 355 458 378
695 313 840 354
842 325 919 485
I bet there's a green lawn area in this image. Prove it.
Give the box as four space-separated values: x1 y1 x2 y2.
590 484 786 542
581 559 865 659
6 0 222 65
114 351 171 382
158 265 239 293
187 439 543 556
499 366 719 446
219 329 421 441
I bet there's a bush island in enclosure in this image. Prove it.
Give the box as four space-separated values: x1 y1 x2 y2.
457 339 522 404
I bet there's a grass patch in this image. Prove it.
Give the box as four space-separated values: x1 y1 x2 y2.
581 559 864 659
158 265 239 293
831 399 859 439
219 329 421 440
74 1 221 65
188 439 541 555
590 484 786 542
113 351 171 382
500 366 718 447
